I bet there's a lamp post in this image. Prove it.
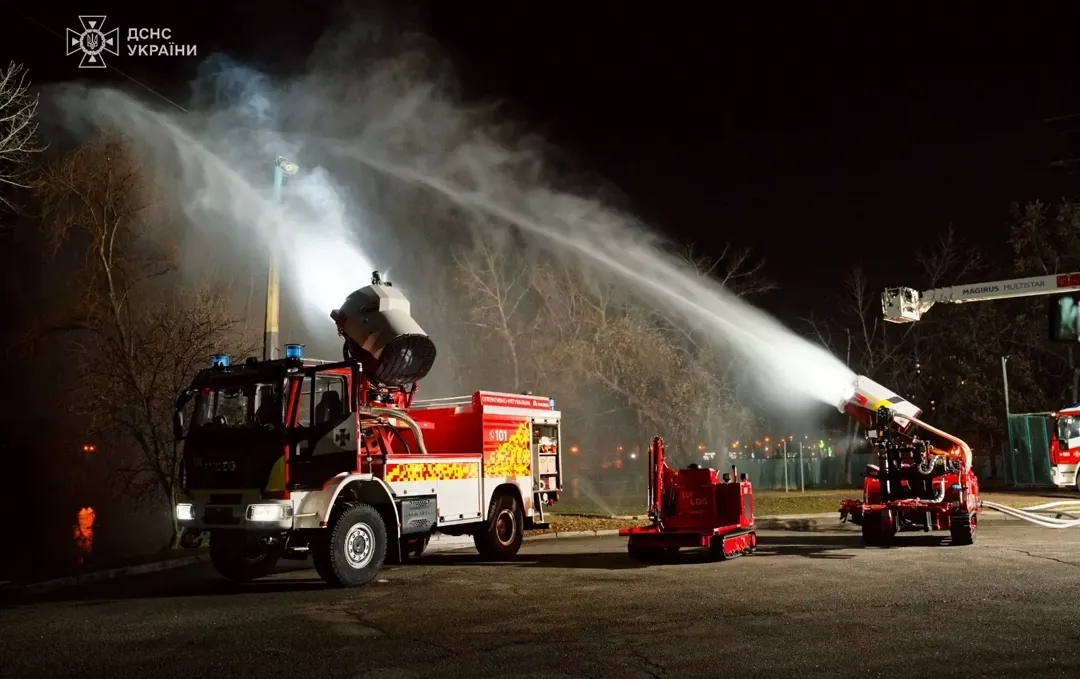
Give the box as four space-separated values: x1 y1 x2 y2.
264 156 300 360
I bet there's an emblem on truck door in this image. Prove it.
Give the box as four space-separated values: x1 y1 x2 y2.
334 428 351 446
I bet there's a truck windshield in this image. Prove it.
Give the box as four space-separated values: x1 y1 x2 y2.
191 381 285 430
1057 416 1080 447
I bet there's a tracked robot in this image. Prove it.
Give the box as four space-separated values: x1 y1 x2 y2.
836 376 980 545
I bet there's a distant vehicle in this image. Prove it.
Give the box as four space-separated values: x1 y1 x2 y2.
1049 405 1080 490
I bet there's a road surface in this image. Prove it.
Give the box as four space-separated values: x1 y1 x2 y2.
2 521 1079 678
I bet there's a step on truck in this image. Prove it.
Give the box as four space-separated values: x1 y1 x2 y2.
173 272 563 587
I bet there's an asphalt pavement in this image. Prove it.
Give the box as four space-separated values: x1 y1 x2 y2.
2 521 1080 679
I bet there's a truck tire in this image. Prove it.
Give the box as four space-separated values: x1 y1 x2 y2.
318 503 388 587
474 492 524 559
209 530 280 581
861 513 890 547
950 511 976 546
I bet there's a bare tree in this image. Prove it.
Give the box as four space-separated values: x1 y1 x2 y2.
452 233 537 392
1007 199 1080 402
0 62 44 213
35 131 252 547
453 234 764 464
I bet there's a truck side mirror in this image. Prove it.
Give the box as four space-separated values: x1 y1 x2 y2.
173 410 185 441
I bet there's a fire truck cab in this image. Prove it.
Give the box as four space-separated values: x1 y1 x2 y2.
1050 405 1080 490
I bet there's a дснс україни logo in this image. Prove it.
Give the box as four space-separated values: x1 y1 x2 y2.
66 16 119 69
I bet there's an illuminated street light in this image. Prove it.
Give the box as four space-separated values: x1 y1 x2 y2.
275 156 300 176
264 156 301 361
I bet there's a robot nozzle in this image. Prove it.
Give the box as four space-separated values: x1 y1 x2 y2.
840 375 922 432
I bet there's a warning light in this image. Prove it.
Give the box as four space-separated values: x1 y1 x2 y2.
210 353 230 368
285 343 304 360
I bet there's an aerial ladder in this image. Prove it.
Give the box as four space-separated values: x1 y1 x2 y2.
881 272 1080 323
881 271 1080 498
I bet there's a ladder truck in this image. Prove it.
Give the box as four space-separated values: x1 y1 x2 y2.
881 272 1080 490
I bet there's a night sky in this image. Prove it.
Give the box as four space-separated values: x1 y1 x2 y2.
4 2 1080 321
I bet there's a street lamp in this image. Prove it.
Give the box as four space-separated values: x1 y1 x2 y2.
264 156 300 361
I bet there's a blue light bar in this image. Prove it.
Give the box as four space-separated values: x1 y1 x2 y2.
210 354 230 368
285 344 304 360
549 398 555 410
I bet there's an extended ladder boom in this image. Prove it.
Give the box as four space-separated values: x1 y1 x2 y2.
882 272 1080 323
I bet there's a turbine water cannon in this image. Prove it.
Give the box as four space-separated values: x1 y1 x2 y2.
330 271 437 387
838 375 922 434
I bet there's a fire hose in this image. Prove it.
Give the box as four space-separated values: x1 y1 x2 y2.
980 500 1080 529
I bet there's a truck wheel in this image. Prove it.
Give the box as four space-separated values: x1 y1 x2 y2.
950 512 976 546
319 503 388 587
474 492 524 559
861 514 884 547
209 530 280 581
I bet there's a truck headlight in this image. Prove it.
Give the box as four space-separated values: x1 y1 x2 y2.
246 503 293 522
176 503 195 521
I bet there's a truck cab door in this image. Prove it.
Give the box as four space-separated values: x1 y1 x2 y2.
290 373 358 487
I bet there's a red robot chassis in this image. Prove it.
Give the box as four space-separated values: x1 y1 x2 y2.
839 403 980 546
620 436 756 561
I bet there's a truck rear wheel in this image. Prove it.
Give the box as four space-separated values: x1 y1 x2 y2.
317 503 388 587
950 511 976 546
474 492 524 559
861 512 893 547
209 530 280 581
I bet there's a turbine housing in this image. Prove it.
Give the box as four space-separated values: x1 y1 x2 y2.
330 272 437 387
838 375 922 433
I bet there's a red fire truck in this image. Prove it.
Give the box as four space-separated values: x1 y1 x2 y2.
1049 404 1080 490
174 273 563 587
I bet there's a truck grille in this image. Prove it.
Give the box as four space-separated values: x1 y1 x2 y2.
209 494 242 505
204 507 241 525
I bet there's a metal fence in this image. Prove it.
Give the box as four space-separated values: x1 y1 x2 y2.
1000 413 1054 487
577 457 859 494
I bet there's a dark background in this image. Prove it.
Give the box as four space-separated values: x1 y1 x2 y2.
5 2 1080 320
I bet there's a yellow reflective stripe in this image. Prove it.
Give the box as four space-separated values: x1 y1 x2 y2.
264 456 287 492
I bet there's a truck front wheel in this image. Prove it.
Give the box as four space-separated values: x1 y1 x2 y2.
316 503 388 588
474 492 524 559
209 530 280 581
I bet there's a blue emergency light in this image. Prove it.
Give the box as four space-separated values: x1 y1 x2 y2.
285 344 304 360
210 353 230 368
549 398 555 410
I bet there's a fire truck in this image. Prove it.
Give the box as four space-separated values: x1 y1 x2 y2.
173 273 563 587
1049 404 1080 490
